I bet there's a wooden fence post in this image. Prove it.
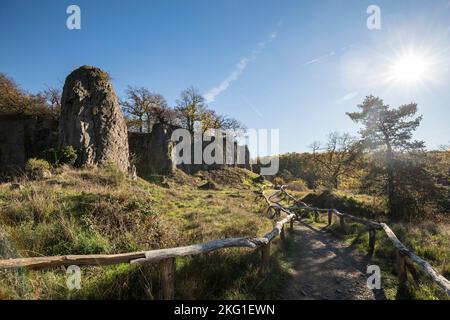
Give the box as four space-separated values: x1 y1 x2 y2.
339 215 345 231
261 242 271 267
161 258 175 300
368 228 376 258
280 225 286 245
396 250 407 285
328 210 333 226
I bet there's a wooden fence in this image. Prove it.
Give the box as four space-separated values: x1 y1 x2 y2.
0 189 295 299
277 185 450 297
0 185 449 299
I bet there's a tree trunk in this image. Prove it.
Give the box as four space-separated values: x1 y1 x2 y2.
385 142 397 219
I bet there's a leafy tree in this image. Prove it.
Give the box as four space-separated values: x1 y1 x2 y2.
0 73 57 117
0 73 25 114
275 153 320 189
347 95 425 219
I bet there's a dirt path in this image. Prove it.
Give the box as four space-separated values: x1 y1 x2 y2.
280 221 385 300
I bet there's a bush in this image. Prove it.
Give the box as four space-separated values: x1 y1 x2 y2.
25 158 52 180
44 146 77 167
288 179 309 191
272 176 285 187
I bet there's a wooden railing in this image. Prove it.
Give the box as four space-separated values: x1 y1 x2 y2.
1 185 448 298
0 189 296 299
278 185 450 297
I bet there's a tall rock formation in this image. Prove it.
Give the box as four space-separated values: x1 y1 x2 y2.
59 66 129 172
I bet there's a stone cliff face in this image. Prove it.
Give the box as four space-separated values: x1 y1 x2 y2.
1 66 251 178
128 123 175 176
59 66 129 172
0 114 58 174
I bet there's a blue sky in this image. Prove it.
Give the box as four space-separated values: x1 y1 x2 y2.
1 0 449 153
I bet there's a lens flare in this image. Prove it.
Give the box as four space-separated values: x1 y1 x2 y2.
387 53 431 86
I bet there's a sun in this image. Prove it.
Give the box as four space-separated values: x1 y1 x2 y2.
387 53 431 86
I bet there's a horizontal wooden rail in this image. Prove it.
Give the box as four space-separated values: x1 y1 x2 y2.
380 223 450 296
278 185 450 296
0 193 295 270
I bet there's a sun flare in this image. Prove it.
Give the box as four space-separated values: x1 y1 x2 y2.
387 53 431 86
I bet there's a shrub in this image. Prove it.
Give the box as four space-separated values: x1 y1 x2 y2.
44 146 77 167
288 179 309 192
272 176 285 187
25 158 52 180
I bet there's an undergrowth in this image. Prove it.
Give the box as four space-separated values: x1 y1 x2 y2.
0 166 290 299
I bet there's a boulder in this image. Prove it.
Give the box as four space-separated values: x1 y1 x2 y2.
59 66 129 172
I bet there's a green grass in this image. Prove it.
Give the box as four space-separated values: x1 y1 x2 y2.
0 166 290 299
295 190 450 300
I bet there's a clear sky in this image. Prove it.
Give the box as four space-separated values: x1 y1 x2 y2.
1 0 449 153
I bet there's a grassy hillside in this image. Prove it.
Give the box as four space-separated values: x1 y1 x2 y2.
0 166 290 299
1 166 448 300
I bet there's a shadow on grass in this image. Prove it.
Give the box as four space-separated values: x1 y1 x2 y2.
66 246 291 300
175 248 291 299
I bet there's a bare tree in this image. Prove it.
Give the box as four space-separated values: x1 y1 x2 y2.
41 87 62 110
120 86 149 132
175 87 207 135
200 109 246 137
311 132 361 190
143 93 168 131
120 86 169 133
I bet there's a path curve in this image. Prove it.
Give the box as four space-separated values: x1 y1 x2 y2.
280 221 385 300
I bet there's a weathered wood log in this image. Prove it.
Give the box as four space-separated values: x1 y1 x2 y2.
405 258 420 285
368 228 376 258
339 215 345 230
130 238 267 265
314 210 319 222
381 223 450 295
0 200 296 270
396 250 408 285
0 238 265 269
280 226 286 244
261 243 270 266
263 213 296 242
161 258 175 300
279 185 308 207
279 187 381 228
0 252 147 270
332 209 382 229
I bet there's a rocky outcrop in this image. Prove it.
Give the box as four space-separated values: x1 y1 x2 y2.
0 114 58 175
59 66 129 172
128 123 175 176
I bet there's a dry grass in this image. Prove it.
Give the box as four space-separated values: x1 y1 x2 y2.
0 166 280 299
